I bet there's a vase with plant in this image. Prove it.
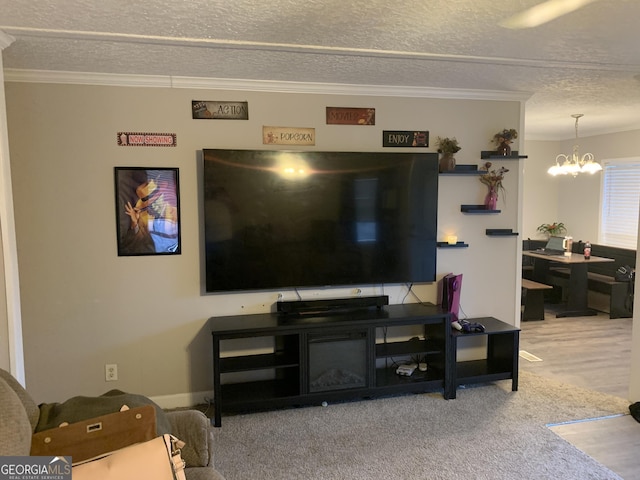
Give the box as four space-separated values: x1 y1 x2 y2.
537 222 567 237
436 136 461 172
479 161 508 210
492 128 518 156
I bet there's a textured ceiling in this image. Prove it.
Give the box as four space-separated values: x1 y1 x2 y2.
2 0 640 140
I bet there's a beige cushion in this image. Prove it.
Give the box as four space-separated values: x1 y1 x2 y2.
0 368 39 431
0 376 32 456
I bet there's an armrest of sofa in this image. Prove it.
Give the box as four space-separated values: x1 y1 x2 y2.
0 369 40 431
165 410 214 468
0 376 33 456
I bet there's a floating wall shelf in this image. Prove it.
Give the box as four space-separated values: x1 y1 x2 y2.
481 150 528 160
461 205 501 214
439 164 484 176
437 241 469 248
486 229 519 237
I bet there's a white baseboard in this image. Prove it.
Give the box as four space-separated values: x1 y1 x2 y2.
149 390 214 410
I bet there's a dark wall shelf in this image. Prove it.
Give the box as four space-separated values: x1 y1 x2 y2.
486 229 519 236
461 205 501 214
481 150 528 160
442 153 522 242
437 241 469 248
440 164 484 176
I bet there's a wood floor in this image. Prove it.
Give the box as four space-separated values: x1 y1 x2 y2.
550 415 640 480
519 306 632 399
519 306 639 479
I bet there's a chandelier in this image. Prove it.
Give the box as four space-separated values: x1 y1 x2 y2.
547 114 602 176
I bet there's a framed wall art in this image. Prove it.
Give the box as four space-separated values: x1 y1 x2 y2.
114 167 181 256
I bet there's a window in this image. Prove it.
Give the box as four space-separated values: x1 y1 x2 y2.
600 159 640 249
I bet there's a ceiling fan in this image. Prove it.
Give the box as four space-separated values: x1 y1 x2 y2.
501 0 601 29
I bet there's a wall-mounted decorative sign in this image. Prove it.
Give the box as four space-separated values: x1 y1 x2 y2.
117 133 176 147
114 167 181 256
383 130 429 147
263 126 315 145
326 107 375 125
192 100 249 120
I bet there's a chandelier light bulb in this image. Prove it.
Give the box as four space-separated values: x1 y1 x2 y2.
548 114 601 177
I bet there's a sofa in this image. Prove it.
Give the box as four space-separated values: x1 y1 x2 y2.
0 368 225 480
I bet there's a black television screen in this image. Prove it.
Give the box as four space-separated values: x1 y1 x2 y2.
202 149 438 292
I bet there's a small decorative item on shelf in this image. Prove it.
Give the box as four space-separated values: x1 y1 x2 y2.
536 222 567 237
479 162 508 210
436 136 461 173
492 128 518 156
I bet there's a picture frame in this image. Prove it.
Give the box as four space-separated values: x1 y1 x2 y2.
114 167 181 256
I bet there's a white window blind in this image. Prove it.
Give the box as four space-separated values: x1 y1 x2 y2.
600 160 640 249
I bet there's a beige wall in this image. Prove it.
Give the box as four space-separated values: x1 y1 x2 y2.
5 81 524 405
523 130 640 242
521 140 561 240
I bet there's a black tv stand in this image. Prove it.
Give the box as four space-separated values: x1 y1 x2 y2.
276 295 389 315
209 302 448 427
209 306 520 427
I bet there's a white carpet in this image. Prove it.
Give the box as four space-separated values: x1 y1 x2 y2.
211 371 629 479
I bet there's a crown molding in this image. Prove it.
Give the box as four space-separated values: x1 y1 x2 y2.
1 27 630 73
169 75 531 101
3 69 171 87
0 30 16 49
3 68 531 102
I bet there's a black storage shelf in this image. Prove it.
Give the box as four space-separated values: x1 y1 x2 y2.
448 317 520 399
455 360 514 386
375 366 444 389
219 352 299 373
461 205 501 214
221 379 300 405
375 338 441 358
437 241 469 248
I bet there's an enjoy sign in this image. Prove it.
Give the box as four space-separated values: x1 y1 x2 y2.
382 130 429 147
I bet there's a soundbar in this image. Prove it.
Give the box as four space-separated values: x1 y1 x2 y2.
277 295 389 315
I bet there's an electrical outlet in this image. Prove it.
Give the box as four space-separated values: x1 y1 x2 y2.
105 364 118 382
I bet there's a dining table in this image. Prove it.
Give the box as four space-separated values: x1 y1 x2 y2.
522 251 615 318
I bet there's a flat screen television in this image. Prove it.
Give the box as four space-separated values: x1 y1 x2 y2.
202 149 438 292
